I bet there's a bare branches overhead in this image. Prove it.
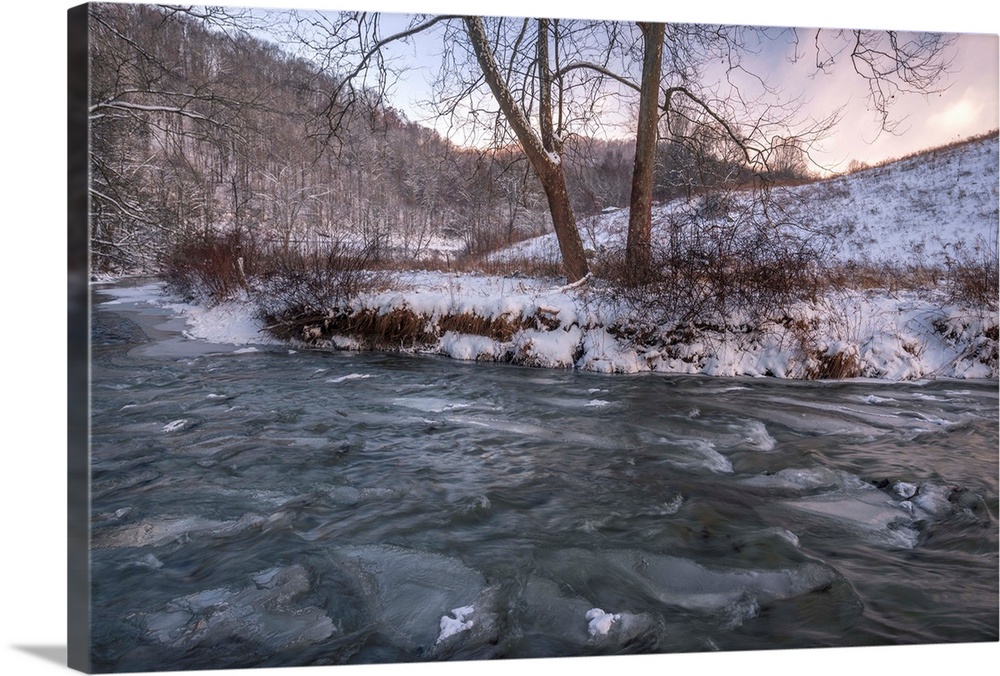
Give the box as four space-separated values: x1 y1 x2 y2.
800 28 957 133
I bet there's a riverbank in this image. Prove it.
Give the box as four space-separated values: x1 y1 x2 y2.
144 135 998 381
141 271 998 381
122 133 998 381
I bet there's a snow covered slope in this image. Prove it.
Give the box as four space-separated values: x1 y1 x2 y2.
799 136 999 265
159 136 999 380
497 134 999 268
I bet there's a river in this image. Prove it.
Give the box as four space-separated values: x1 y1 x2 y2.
87 279 998 672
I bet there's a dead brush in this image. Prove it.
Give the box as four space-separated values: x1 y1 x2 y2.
161 227 262 302
260 241 392 311
946 251 999 310
806 348 862 380
594 206 826 329
456 253 566 279
326 308 435 349
439 312 524 341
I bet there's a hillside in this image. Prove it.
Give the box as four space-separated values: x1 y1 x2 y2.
142 130 1000 381
494 134 999 269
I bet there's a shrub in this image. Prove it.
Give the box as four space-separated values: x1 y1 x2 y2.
946 245 999 309
595 190 828 327
257 240 390 312
254 239 395 343
161 227 261 302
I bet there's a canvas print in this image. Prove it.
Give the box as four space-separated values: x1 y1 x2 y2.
69 1 999 673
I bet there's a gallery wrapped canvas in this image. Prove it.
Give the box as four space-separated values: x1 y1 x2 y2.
67 1 998 674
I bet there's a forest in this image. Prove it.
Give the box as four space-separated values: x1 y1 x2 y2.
87 3 820 278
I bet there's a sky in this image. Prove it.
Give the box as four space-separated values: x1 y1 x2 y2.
257 0 998 173
366 7 999 174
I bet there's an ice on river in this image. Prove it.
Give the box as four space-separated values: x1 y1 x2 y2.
600 550 837 613
516 577 662 652
745 461 994 549
327 372 374 384
140 564 336 651
740 467 871 492
393 395 474 413
161 418 189 433
93 513 267 549
333 545 500 656
781 487 921 548
437 605 475 643
539 548 837 618
654 437 734 474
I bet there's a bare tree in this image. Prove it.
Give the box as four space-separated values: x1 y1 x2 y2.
618 24 955 279
90 3 957 288
463 16 590 280
289 13 595 280
624 22 665 277
87 3 271 271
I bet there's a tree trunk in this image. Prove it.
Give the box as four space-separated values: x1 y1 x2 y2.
625 22 665 281
463 16 589 282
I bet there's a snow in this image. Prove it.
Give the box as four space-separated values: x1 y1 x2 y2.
162 419 188 433
497 136 999 269
436 605 475 643
102 137 997 382
440 331 508 362
585 608 620 637
111 266 996 382
168 296 274 347
327 373 373 384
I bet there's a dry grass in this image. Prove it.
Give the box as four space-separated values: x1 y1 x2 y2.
440 253 566 280
805 348 862 380
264 307 434 348
265 305 543 350
821 262 943 293
161 228 259 302
839 130 999 177
947 257 999 310
438 313 524 341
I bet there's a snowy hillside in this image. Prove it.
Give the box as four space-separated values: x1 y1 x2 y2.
496 135 999 268
800 137 999 265
162 135 998 381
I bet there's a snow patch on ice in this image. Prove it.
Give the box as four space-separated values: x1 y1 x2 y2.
327 373 373 384
585 608 620 637
436 605 475 643
162 419 188 433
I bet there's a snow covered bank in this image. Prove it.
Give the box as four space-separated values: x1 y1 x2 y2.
114 136 998 381
98 269 995 381
112 268 986 381
258 271 996 380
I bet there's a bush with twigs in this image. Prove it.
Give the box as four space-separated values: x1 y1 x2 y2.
594 190 830 329
161 227 262 303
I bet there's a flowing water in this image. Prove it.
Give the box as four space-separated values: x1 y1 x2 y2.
88 280 998 672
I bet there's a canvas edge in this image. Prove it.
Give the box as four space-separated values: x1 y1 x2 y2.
68 3 92 673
